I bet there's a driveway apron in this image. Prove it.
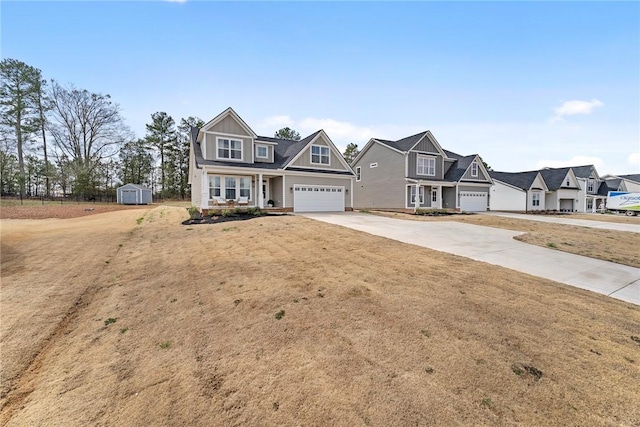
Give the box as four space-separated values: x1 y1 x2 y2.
302 213 640 306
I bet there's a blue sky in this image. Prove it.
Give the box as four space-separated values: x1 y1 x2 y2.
3 1 639 175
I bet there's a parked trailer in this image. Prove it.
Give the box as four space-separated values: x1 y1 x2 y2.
606 191 640 216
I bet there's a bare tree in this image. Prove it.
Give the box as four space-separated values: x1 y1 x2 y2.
48 80 129 198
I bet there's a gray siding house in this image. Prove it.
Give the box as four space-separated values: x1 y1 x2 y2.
189 108 355 213
352 131 493 211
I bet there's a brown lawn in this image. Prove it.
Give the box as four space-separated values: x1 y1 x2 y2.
1 207 639 426
0 201 150 220
370 211 640 268
568 213 640 224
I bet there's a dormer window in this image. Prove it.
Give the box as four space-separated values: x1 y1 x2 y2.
587 179 594 192
471 161 478 177
217 138 242 160
256 145 268 159
311 145 330 165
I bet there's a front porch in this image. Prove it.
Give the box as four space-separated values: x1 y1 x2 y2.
405 182 444 210
199 169 285 212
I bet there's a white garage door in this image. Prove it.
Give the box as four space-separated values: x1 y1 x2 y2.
293 185 345 212
460 191 487 212
121 190 138 205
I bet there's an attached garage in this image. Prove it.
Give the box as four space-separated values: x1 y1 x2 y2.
293 185 345 212
459 191 487 212
117 184 152 205
559 199 575 212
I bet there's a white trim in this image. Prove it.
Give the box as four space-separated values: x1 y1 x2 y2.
255 144 269 159
471 161 478 177
310 144 331 166
215 136 244 162
204 130 249 139
282 177 286 207
407 131 448 158
355 166 361 182
492 178 526 192
253 140 278 145
287 165 352 173
284 131 354 174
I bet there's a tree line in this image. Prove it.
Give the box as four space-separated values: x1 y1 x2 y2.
0 58 203 201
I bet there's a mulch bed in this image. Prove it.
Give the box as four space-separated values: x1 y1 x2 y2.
182 212 287 225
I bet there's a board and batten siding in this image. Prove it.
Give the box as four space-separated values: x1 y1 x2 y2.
353 143 406 209
270 176 284 208
206 115 251 136
290 137 347 170
461 162 490 181
283 175 352 208
204 133 253 163
191 169 203 208
407 152 444 180
412 136 439 154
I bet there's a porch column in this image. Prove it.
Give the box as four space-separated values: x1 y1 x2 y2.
258 173 264 208
437 186 442 209
415 182 420 212
201 170 209 210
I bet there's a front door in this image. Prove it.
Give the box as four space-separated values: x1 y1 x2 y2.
263 179 270 205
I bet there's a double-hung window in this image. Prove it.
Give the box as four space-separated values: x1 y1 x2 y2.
410 186 424 204
355 166 361 182
217 138 242 160
209 176 221 198
532 192 540 207
225 177 237 199
240 177 251 198
471 161 478 177
311 145 330 165
417 156 435 176
587 179 594 193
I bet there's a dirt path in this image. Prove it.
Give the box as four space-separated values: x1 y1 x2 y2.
1 207 639 426
0 208 151 422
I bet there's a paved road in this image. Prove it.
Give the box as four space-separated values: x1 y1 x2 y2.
302 212 640 305
481 212 640 233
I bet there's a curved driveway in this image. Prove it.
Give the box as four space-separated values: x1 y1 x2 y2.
302 212 640 306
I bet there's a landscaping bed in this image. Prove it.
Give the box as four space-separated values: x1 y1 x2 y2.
182 207 287 225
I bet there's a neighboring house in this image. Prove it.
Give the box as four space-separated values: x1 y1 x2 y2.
351 131 493 211
571 165 608 212
536 167 582 212
489 171 549 211
189 107 355 213
489 164 608 213
602 174 640 193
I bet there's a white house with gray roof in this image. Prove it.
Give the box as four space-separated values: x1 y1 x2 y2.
351 131 493 211
189 108 355 213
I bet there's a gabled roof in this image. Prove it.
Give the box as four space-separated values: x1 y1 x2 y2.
571 165 599 180
604 177 622 191
539 167 579 191
190 126 353 175
375 131 428 152
489 171 543 190
597 181 613 196
444 154 475 181
201 107 257 138
618 174 640 184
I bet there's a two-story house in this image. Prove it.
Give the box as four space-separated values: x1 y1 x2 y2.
189 108 355 213
351 131 493 211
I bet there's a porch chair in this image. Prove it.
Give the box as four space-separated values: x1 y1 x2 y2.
211 196 228 208
237 196 249 207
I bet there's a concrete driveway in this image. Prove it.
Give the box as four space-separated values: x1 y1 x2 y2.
481 212 640 233
302 212 640 305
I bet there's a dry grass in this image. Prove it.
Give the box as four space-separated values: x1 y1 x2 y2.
370 211 640 268
0 202 150 219
1 207 639 426
568 213 640 224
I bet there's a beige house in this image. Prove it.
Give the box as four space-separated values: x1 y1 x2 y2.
189 108 355 213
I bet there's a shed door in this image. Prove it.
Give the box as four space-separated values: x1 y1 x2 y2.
121 190 138 205
293 185 344 212
459 191 487 212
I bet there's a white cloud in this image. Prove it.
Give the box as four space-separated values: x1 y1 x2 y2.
550 99 603 123
297 117 376 142
628 152 640 169
535 155 604 170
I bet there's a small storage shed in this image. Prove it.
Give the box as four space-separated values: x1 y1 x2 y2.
117 184 152 205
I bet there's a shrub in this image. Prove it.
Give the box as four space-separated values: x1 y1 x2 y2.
187 205 200 219
234 207 242 214
221 209 232 217
247 207 264 216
